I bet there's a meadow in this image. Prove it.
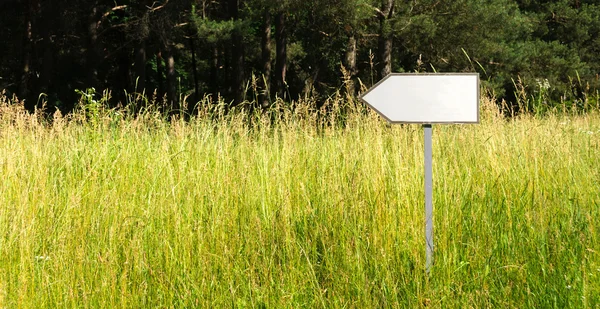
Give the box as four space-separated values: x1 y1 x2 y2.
0 94 598 308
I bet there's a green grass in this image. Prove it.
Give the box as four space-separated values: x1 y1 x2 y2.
0 96 599 308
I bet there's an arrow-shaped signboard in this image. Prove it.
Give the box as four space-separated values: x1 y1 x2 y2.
360 73 480 123
360 73 480 275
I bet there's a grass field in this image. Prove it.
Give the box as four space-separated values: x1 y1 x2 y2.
0 95 599 308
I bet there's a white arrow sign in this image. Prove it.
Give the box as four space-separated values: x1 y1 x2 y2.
360 73 480 275
360 73 480 124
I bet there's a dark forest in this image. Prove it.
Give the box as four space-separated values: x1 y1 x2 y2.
0 0 599 114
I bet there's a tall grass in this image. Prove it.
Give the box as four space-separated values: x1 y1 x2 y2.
0 93 598 308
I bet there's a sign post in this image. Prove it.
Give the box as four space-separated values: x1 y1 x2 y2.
359 73 479 275
424 123 433 274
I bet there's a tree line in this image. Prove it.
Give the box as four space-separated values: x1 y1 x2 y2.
0 0 599 114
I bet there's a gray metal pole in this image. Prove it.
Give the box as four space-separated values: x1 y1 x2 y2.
424 124 433 275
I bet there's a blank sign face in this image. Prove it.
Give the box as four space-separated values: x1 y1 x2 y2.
360 73 479 124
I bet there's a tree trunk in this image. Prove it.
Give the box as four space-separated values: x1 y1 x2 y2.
134 40 146 94
275 11 287 100
210 45 219 99
229 0 245 105
164 46 178 113
115 52 131 107
378 0 394 80
189 36 199 103
156 51 164 100
260 9 272 108
38 2 54 111
231 34 245 105
303 67 320 100
86 3 102 91
344 33 357 96
20 0 37 109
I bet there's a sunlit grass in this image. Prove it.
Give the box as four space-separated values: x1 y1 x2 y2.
0 94 598 308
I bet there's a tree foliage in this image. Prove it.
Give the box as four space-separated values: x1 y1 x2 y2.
0 0 598 113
